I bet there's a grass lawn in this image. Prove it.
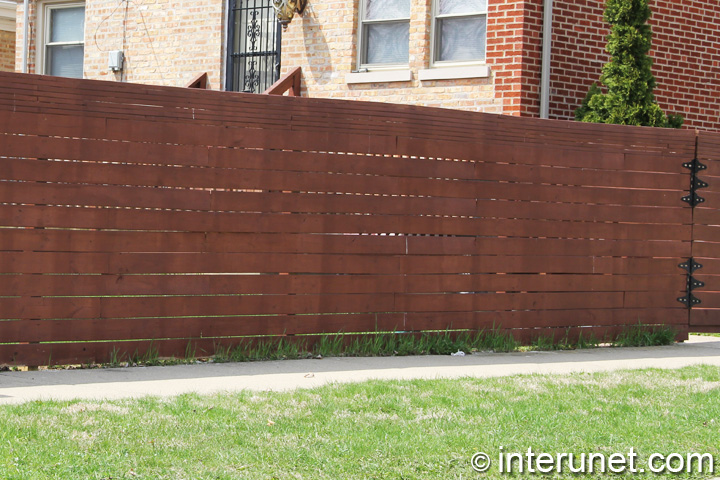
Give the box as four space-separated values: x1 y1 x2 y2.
2 365 720 479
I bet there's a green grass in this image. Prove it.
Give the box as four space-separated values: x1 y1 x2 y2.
1 365 719 479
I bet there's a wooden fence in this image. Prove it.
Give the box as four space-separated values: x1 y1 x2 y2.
0 71 716 366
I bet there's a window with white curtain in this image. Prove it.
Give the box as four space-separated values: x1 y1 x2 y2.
432 0 487 63
42 2 85 78
358 0 410 68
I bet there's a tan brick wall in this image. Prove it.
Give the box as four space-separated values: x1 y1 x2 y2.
16 0 224 89
12 0 537 113
0 29 15 71
279 0 535 115
11 0 538 114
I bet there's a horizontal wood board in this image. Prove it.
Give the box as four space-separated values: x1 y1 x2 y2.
0 72 697 364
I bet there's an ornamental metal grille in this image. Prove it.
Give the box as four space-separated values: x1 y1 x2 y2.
226 0 282 93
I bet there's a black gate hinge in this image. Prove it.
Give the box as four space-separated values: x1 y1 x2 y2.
679 258 703 273
682 158 708 207
681 192 705 206
678 294 702 308
683 158 708 173
678 257 704 308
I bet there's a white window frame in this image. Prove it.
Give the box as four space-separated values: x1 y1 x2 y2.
38 1 85 77
430 0 488 67
356 0 411 71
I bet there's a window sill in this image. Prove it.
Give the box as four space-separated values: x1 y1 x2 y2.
345 69 413 84
418 65 491 81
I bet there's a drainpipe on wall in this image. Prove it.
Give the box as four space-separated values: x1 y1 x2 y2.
540 0 553 119
22 0 29 73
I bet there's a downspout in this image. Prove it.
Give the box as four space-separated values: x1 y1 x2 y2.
22 0 29 73
540 0 553 119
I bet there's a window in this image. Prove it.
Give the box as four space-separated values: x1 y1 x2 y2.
432 0 486 64
42 2 85 78
358 0 410 68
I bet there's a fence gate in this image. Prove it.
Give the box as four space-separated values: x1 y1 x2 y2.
226 0 282 93
688 131 720 331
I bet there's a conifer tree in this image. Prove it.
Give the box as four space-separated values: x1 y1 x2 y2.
575 0 682 128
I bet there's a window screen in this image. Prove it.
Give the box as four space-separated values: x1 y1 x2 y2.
359 0 410 67
434 0 486 63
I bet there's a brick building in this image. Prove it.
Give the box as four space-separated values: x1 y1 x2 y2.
0 1 16 71
10 0 720 130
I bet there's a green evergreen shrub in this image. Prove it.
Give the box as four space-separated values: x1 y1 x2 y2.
575 0 683 128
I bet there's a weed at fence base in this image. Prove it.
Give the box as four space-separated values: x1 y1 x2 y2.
613 323 677 347
204 324 676 365
33 324 679 369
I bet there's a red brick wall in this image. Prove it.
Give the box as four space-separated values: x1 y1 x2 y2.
547 0 720 131
488 0 543 116
521 0 543 117
487 0 525 115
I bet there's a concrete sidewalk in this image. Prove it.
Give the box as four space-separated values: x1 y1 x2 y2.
1 335 720 405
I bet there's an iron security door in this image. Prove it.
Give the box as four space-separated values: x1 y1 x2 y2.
226 0 282 93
